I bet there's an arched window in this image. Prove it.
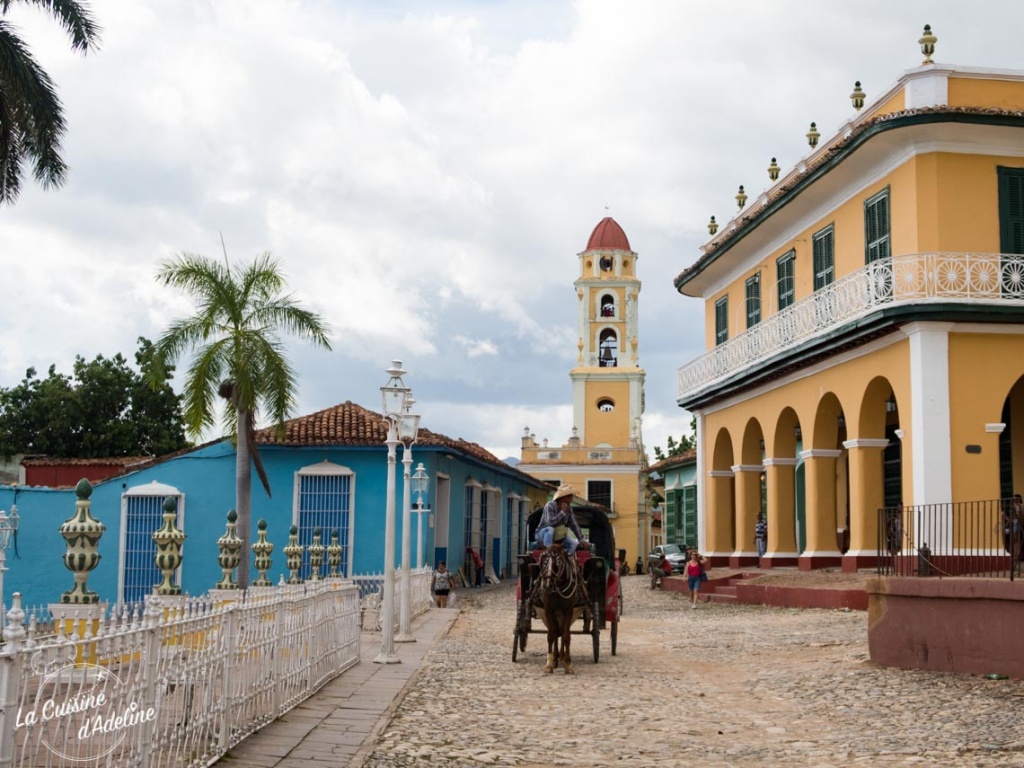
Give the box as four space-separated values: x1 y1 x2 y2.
599 330 618 367
600 294 616 317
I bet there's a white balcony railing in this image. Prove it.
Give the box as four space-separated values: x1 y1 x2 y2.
678 252 1024 401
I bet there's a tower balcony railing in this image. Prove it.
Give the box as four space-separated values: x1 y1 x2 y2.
678 252 1024 401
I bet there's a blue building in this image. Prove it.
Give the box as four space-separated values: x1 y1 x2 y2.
0 401 549 608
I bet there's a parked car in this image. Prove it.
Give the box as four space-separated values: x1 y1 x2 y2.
647 543 689 574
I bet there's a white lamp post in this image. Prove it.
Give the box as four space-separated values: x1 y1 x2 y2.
375 361 410 664
396 398 421 643
411 463 430 569
0 502 20 613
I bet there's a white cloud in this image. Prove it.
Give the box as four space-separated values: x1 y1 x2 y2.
1 0 1021 458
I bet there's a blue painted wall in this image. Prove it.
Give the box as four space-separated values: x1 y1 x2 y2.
0 440 539 609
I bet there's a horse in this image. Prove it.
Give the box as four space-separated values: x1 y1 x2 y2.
536 546 586 674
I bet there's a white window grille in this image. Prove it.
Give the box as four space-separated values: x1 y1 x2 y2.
294 462 354 579
119 481 183 605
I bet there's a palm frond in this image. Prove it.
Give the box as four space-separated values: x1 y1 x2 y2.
3 1 102 52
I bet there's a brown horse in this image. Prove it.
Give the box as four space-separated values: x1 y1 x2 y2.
537 547 585 674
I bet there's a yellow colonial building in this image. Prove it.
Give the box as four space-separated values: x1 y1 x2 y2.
675 29 1024 571
520 217 648 564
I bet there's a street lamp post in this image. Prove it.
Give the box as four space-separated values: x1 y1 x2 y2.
0 502 20 613
375 361 411 664
411 463 430 569
396 398 421 643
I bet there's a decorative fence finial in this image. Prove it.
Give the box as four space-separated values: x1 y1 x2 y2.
707 215 718 235
308 527 324 581
153 496 186 595
850 81 865 111
216 509 243 590
326 530 342 577
59 479 106 604
284 525 304 584
252 519 274 586
735 185 748 210
768 157 781 181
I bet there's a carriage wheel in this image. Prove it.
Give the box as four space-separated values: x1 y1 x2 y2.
610 618 618 656
591 601 601 663
512 628 521 662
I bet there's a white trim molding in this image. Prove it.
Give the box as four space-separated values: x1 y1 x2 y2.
798 449 843 460
707 469 734 478
986 423 1007 434
730 464 765 473
762 457 798 467
843 438 891 450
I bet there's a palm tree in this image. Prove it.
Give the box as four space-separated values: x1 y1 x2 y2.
150 252 332 588
0 0 101 204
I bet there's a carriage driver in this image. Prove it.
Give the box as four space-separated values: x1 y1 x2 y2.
537 484 588 555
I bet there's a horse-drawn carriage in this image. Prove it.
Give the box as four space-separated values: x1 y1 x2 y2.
512 503 622 669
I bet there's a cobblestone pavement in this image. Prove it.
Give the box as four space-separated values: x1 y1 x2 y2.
365 574 1024 768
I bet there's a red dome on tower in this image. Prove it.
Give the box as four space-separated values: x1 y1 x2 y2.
586 217 630 251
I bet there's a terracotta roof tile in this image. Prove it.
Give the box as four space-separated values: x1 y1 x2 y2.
256 401 547 488
646 448 697 475
585 217 631 251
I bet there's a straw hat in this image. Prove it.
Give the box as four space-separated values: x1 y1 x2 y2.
553 484 574 502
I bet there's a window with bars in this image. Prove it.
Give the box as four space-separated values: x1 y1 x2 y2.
587 479 612 508
121 489 183 605
777 251 795 310
813 225 835 290
998 166 1024 254
295 466 353 579
864 188 890 263
504 496 515 574
464 484 479 554
714 296 728 345
745 275 761 328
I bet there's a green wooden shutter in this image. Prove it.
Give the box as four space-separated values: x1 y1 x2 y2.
999 167 1024 254
865 189 890 263
682 486 698 548
813 226 834 290
776 251 795 310
745 276 761 328
715 296 728 345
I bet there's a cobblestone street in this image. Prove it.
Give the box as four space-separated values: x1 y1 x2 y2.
365 574 1024 767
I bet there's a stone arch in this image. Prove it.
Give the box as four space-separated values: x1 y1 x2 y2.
707 427 737 561
763 407 802 565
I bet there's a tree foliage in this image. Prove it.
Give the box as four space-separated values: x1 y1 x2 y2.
0 0 102 203
0 337 188 458
652 416 698 462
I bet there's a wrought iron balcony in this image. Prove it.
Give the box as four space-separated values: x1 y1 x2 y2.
678 252 1024 401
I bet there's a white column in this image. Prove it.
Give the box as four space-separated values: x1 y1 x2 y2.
397 443 415 642
906 322 953 506
374 421 401 664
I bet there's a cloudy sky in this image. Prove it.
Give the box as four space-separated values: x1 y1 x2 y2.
2 0 1021 461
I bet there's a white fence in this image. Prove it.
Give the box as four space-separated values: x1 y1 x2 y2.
0 569 435 768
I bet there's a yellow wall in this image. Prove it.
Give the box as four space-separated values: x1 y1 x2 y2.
585 379 633 445
869 87 906 118
948 333 1024 502
948 77 1024 110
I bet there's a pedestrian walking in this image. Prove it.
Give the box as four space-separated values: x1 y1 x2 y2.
755 512 768 559
686 550 709 608
432 561 454 608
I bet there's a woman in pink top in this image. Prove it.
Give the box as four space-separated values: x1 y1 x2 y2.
685 550 709 609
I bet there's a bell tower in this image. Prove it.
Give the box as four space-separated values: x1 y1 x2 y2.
571 217 645 449
519 216 648 565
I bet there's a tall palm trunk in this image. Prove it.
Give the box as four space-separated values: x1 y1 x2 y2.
236 408 252 589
